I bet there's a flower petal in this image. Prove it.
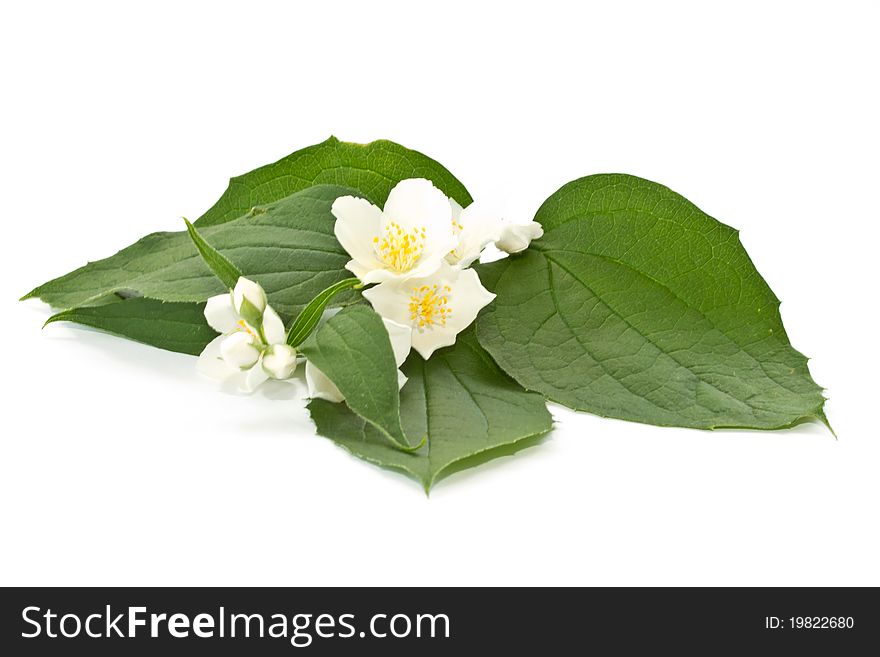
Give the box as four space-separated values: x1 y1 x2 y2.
261 305 286 345
219 331 261 369
448 201 504 268
357 266 397 285
196 334 234 380
358 258 445 284
444 267 496 329
203 293 238 333
332 196 385 276
496 220 544 254
361 280 411 327
240 358 270 393
450 197 464 220
382 318 412 367
305 361 345 403
410 324 458 360
344 259 373 281
400 244 453 280
382 178 452 232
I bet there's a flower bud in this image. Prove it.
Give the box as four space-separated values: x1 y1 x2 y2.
233 277 268 323
261 305 287 346
261 344 298 380
219 331 261 370
496 221 544 254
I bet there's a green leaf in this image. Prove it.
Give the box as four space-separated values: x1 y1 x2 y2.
24 137 471 357
287 277 361 348
44 298 215 356
476 174 827 431
194 136 472 227
308 328 554 491
25 185 357 316
183 217 242 289
25 137 470 315
299 304 414 450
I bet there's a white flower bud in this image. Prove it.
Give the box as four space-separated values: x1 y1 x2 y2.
219 331 261 370
261 305 286 346
496 221 544 254
233 277 267 316
261 344 298 380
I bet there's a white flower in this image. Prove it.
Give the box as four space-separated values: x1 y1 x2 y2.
445 199 503 268
198 277 297 392
496 218 544 254
331 179 456 285
306 318 412 402
363 262 495 360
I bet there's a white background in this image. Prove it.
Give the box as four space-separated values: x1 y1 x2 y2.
2 1 877 586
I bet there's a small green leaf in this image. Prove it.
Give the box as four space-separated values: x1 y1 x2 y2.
299 304 415 450
287 277 361 347
308 327 553 491
183 217 241 289
45 298 215 356
476 174 828 431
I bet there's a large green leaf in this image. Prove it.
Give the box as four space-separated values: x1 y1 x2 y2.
195 136 472 227
299 304 412 450
26 185 356 315
308 328 553 491
476 174 827 431
44 298 215 356
25 137 471 312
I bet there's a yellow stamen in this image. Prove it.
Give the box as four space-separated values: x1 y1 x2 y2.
409 284 453 330
448 218 465 261
377 221 426 273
